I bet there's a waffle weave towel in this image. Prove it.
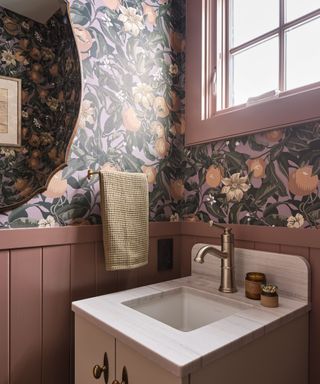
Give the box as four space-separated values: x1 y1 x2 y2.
99 170 149 271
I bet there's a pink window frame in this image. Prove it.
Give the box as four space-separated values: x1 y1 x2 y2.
185 0 320 146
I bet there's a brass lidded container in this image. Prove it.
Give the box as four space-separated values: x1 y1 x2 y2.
261 284 279 308
245 272 266 300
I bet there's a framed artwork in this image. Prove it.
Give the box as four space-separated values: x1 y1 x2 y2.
0 76 21 147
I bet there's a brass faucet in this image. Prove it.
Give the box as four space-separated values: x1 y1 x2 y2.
194 221 237 293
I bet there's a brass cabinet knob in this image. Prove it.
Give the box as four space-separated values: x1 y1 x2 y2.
93 364 106 379
92 352 109 382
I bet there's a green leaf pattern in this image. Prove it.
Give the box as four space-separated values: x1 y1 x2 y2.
0 0 319 230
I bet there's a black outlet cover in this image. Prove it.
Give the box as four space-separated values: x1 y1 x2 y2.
157 238 173 271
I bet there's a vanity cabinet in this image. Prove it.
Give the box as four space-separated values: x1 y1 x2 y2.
75 316 188 384
74 248 310 384
75 313 308 384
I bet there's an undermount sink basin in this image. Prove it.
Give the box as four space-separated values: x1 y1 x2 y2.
122 286 252 332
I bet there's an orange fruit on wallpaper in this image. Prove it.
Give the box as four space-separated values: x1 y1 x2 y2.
170 179 185 201
205 166 223 188
264 128 284 142
122 107 141 132
154 137 170 158
246 158 266 178
288 166 318 196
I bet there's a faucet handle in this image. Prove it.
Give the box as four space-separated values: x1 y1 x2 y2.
209 220 232 234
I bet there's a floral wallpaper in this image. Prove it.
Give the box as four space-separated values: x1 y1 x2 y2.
0 0 319 230
0 6 81 212
182 124 320 229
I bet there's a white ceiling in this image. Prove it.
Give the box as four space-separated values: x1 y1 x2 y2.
0 0 62 24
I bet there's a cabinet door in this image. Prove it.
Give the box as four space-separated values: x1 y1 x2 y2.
115 340 187 384
75 316 116 384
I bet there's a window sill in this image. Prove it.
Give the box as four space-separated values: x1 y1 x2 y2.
186 84 320 146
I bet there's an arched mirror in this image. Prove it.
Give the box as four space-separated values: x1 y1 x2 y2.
0 0 81 212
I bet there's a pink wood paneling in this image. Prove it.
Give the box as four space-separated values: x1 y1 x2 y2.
185 0 202 146
0 225 102 249
180 236 197 277
0 223 319 384
0 251 9 384
95 242 118 295
117 269 139 291
235 240 254 249
254 242 281 253
309 248 320 384
71 242 96 301
0 222 179 250
42 245 71 384
180 222 320 248
137 237 159 286
10 248 42 384
280 245 310 260
70 242 96 384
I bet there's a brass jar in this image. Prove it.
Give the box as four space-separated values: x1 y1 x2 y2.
245 272 266 300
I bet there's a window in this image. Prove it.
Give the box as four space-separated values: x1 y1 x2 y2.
186 0 320 145
217 0 320 110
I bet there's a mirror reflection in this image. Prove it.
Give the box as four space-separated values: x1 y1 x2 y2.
0 0 81 212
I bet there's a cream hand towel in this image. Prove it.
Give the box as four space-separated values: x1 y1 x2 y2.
99 170 149 271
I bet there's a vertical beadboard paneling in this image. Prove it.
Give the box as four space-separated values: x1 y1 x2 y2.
0 251 9 384
137 237 158 286
71 242 96 301
117 268 139 291
10 248 42 384
70 242 96 384
180 236 197 277
95 241 118 295
309 248 320 384
42 245 71 384
0 223 318 384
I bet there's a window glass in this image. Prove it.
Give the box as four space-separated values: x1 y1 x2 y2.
285 0 320 22
286 16 320 90
230 37 279 106
230 0 279 47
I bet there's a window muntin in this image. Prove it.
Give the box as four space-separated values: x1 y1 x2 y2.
217 0 320 111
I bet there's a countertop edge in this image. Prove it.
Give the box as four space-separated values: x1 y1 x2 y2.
72 276 310 378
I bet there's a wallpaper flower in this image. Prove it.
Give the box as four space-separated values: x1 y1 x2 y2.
0 0 319 230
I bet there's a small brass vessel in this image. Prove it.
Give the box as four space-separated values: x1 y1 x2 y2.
245 272 266 300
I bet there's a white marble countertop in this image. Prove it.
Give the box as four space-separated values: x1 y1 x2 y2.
72 273 310 378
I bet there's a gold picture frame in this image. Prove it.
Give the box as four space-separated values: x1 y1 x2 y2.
0 75 21 147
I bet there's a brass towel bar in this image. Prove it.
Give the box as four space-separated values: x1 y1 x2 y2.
87 169 100 180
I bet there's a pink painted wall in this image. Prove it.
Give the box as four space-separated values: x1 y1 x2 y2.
0 224 183 384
